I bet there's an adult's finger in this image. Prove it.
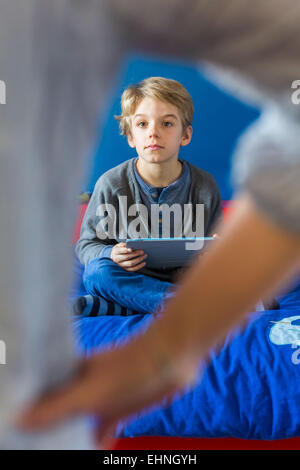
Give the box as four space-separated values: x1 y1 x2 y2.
94 418 119 450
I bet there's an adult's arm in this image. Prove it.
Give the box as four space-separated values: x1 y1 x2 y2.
109 0 300 95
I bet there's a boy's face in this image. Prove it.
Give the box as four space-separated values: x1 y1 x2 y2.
127 97 192 165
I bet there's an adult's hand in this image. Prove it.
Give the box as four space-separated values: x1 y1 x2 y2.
16 333 198 447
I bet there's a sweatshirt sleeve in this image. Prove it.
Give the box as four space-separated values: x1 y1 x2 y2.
75 178 117 265
232 106 300 235
206 176 224 236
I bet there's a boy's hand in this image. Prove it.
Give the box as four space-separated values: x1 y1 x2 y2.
111 242 147 272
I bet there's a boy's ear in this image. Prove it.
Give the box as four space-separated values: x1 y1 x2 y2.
127 132 136 149
180 125 193 147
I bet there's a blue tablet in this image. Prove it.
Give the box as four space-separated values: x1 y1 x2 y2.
126 237 215 269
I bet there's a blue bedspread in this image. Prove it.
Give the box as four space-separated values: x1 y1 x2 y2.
73 276 300 440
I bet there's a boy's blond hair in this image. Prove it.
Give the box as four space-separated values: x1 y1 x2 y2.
115 77 193 136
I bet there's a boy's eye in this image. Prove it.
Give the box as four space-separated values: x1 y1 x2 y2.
137 121 146 127
163 121 173 127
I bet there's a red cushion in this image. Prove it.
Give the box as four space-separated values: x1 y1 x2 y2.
109 436 300 450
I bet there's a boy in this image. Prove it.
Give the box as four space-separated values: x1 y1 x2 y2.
75 77 223 313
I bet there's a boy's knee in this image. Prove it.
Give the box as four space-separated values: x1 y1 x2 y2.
83 258 116 295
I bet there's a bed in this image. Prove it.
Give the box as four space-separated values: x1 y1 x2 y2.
72 203 300 448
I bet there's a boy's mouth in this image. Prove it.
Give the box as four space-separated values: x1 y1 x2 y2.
146 145 163 150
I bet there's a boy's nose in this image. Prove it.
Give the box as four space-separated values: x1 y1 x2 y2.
148 122 160 138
